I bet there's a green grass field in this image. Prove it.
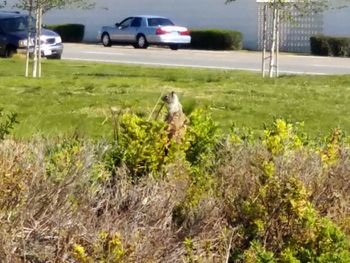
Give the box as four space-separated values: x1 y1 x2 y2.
1 57 350 139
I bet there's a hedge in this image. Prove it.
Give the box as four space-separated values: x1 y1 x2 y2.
45 24 85 43
310 35 350 57
190 29 243 50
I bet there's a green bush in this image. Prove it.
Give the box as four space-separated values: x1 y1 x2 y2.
190 29 243 50
0 108 17 140
220 120 350 262
106 109 221 179
184 109 221 166
310 35 350 57
1 116 350 262
45 24 85 43
106 113 171 178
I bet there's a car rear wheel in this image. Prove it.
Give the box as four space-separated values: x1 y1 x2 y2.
101 33 112 47
136 35 148 49
170 44 179 51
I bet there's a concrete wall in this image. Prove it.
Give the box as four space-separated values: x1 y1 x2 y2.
324 6 350 37
5 0 350 51
41 0 259 49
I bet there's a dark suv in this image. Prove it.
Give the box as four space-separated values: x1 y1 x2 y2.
0 11 63 59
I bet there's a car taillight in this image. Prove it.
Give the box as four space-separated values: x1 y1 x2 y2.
156 27 168 35
180 30 190 36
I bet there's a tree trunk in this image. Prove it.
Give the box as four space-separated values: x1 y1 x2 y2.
269 2 278 78
32 8 39 78
262 4 268 77
37 6 42 78
276 8 280 77
25 0 33 77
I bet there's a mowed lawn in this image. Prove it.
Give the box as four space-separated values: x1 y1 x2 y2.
1 57 350 139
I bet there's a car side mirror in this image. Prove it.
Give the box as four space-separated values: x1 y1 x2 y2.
115 22 120 27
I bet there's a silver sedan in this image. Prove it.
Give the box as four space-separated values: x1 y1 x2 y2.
98 15 191 50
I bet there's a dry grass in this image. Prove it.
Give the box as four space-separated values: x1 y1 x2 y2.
0 137 349 262
0 139 232 262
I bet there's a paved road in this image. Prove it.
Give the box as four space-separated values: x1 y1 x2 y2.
62 43 350 75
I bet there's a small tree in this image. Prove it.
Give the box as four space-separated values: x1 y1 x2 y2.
226 0 350 77
16 0 42 78
24 0 33 77
16 0 93 78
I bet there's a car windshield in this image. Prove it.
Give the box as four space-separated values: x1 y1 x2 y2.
147 18 174 27
0 17 30 32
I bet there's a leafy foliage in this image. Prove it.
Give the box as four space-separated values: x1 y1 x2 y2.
226 0 349 17
185 109 221 167
15 0 94 13
311 35 350 57
263 119 304 156
106 109 221 179
46 24 85 42
190 29 242 50
221 119 350 262
0 108 18 140
71 231 133 263
106 113 176 177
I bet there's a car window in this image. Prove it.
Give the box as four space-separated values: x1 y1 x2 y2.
147 18 174 27
0 17 29 32
118 17 133 29
131 17 142 27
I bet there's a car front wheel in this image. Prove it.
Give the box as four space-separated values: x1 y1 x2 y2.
136 35 148 49
4 46 16 57
101 33 112 47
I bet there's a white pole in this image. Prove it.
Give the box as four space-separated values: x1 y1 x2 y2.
25 0 33 77
262 4 268 77
38 6 42 78
269 1 277 78
276 8 280 77
32 8 39 78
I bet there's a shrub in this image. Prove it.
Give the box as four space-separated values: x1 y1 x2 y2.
215 119 350 261
0 138 110 262
2 116 350 262
310 35 350 57
263 119 304 156
45 24 85 43
185 109 221 166
106 109 221 180
0 108 17 140
71 231 133 262
190 29 243 50
106 113 180 178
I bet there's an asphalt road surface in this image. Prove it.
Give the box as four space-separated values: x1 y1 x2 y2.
62 43 350 75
